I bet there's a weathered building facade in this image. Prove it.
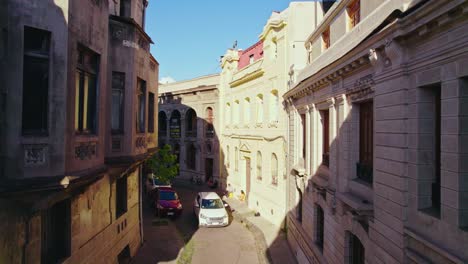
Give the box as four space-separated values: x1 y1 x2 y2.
219 2 319 228
284 0 468 263
158 74 220 185
0 0 158 263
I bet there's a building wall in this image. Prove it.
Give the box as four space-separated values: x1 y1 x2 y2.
0 0 156 262
159 74 220 184
0 169 142 264
0 0 69 179
219 2 318 228
285 0 468 263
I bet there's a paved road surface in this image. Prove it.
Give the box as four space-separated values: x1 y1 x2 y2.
132 184 260 264
173 185 259 264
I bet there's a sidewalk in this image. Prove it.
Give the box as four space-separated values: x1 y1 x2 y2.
224 196 297 264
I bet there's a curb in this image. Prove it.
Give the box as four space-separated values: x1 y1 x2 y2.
231 210 273 264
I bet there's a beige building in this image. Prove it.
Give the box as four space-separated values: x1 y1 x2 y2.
0 0 158 263
159 74 221 184
219 2 320 228
284 0 468 263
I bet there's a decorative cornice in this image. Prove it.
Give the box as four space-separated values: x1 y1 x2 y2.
229 69 265 88
259 20 287 40
284 54 370 100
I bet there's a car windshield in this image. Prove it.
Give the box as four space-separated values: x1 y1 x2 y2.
201 198 224 209
159 191 178 201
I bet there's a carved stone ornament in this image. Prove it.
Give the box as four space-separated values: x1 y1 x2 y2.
75 142 97 160
24 145 47 166
346 74 375 101
136 136 147 148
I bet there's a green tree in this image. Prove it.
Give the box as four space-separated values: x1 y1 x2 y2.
146 144 179 184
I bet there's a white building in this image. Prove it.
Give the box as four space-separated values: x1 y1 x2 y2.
219 2 320 228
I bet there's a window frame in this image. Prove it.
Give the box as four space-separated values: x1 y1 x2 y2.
75 45 99 135
111 71 125 134
356 101 373 184
22 26 51 136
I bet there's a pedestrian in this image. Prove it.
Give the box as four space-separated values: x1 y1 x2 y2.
238 190 246 202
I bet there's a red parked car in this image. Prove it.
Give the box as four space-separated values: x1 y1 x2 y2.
150 187 183 217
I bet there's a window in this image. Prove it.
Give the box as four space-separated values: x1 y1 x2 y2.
321 0 336 15
235 147 238 171
111 72 125 133
226 103 231 124
256 94 264 123
301 113 306 159
116 176 128 218
75 46 98 134
315 205 324 251
256 151 262 180
347 0 360 30
269 90 279 122
41 199 71 263
136 79 146 133
234 101 240 124
243 98 251 124
271 153 278 185
186 143 196 170
322 27 330 50
22 26 50 135
185 108 197 137
321 110 330 167
206 107 214 137
432 88 441 211
170 110 181 138
158 111 167 136
357 101 373 184
226 145 230 168
120 0 131 17
148 92 155 133
349 233 365 264
249 54 254 64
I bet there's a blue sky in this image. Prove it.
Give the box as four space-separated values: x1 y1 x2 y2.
146 1 314 83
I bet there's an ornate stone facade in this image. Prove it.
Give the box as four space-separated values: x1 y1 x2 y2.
284 0 468 263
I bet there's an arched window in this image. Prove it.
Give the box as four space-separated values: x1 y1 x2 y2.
270 90 279 122
234 100 240 124
226 103 231 124
271 153 278 185
235 147 239 171
206 107 214 137
244 97 251 124
185 108 197 137
256 94 263 123
186 143 196 170
170 110 181 138
158 111 167 138
256 151 262 180
226 145 230 168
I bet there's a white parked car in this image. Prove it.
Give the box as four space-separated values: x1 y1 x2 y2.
193 192 229 227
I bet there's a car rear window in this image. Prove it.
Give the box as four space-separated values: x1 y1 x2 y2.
159 191 178 200
201 199 224 209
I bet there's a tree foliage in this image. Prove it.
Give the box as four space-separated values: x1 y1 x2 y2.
146 144 179 184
